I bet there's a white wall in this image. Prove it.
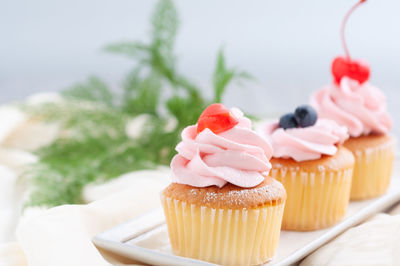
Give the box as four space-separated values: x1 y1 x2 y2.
1 0 399 136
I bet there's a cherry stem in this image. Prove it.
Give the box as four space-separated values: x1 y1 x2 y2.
341 0 367 59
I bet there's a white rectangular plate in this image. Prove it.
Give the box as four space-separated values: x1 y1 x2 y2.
94 163 400 266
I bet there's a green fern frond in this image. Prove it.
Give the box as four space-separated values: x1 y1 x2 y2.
62 77 115 107
103 42 149 59
213 49 253 103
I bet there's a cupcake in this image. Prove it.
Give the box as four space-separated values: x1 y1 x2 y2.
161 103 286 265
310 1 395 200
311 78 395 200
261 105 355 231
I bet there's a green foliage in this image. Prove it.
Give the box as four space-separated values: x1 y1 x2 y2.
25 135 149 207
104 42 149 59
122 70 162 115
213 49 253 103
24 0 252 208
62 77 115 107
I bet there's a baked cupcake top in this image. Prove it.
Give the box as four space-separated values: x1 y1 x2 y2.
163 176 286 209
260 105 349 162
170 103 273 188
310 77 392 138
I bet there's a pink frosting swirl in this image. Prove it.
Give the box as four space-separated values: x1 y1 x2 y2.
171 108 273 188
262 119 349 162
311 77 392 137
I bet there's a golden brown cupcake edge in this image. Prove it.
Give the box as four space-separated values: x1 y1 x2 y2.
270 145 355 172
162 176 286 209
343 134 396 151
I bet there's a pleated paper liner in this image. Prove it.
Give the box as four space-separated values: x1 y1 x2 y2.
270 167 353 231
161 195 285 266
344 136 396 200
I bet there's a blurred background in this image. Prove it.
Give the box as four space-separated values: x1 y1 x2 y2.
1 0 400 136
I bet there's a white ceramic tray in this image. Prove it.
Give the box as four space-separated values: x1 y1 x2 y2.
93 170 400 266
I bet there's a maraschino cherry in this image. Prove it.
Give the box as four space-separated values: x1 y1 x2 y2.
197 103 239 134
331 0 370 85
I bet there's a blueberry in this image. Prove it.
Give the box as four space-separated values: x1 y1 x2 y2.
294 105 317 127
279 113 298 129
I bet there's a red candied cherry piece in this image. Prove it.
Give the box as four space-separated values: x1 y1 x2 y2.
197 103 239 134
332 56 370 84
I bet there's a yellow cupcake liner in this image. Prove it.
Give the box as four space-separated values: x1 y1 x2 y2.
348 140 396 200
270 167 353 231
161 196 285 266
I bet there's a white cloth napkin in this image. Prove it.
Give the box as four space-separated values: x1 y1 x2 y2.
0 148 39 245
0 107 26 145
0 100 59 152
0 242 27 266
300 214 400 266
0 169 170 266
0 166 19 243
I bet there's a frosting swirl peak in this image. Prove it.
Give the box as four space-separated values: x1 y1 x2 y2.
262 119 349 162
311 77 392 137
171 108 273 188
